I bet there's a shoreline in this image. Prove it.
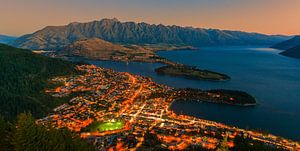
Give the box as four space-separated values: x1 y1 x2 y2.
155 65 231 81
173 99 257 107
41 44 231 82
45 47 300 143
171 88 257 107
64 54 231 82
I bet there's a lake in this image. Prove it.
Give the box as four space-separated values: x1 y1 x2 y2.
86 46 300 141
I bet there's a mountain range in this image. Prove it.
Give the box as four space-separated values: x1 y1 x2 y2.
0 34 17 44
11 18 290 50
271 36 300 58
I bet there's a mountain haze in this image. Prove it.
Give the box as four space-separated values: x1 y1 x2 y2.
271 36 300 50
280 46 300 58
271 36 300 59
11 18 289 50
0 34 17 44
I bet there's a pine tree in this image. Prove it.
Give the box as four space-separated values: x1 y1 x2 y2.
12 112 41 151
11 112 94 151
0 115 13 149
217 136 229 151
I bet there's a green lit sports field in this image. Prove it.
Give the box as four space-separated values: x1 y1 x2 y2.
88 121 125 132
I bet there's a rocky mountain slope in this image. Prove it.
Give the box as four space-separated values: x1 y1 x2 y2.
11 18 289 50
60 38 155 61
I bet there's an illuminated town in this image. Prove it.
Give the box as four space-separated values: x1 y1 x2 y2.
38 65 300 151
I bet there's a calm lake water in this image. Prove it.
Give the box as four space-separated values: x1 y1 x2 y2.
86 46 300 141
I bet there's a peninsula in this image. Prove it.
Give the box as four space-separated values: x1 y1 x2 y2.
44 38 229 81
155 64 230 81
173 88 257 106
271 35 300 58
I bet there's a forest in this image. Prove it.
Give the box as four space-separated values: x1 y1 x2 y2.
0 44 78 120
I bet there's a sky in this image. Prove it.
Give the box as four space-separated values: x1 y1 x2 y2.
1 0 300 36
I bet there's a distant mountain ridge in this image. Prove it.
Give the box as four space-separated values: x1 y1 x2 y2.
271 36 300 59
0 34 17 44
271 35 300 50
280 45 300 58
11 18 290 50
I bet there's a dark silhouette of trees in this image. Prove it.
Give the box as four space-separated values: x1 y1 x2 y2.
0 113 94 151
0 44 78 120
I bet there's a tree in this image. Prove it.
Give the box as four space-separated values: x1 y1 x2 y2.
12 112 45 151
217 136 229 151
0 115 13 150
12 113 94 151
0 44 78 120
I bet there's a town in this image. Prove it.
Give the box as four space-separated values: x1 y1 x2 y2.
37 65 300 151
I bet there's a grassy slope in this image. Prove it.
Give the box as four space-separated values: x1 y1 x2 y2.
0 44 77 120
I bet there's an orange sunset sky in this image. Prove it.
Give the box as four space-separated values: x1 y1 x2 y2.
1 0 300 36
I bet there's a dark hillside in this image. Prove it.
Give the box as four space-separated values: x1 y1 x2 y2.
0 44 77 120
